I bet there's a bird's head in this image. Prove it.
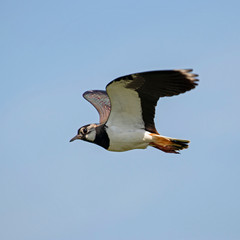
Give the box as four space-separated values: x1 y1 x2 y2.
70 124 97 143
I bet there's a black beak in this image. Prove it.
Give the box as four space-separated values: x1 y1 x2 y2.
69 134 82 142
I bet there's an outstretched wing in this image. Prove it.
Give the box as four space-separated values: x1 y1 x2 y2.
106 69 198 133
83 90 111 124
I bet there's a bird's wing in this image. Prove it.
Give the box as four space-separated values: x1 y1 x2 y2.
105 69 198 133
83 90 111 124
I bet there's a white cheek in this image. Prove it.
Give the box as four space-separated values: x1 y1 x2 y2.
86 131 96 141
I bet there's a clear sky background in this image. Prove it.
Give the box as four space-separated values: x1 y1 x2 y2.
1 0 240 239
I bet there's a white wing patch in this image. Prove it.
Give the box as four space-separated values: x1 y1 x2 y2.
106 80 144 129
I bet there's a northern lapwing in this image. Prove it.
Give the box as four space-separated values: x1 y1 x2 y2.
70 69 198 153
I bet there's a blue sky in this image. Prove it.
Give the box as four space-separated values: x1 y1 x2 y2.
1 0 240 239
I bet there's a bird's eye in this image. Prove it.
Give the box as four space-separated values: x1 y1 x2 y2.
82 128 88 134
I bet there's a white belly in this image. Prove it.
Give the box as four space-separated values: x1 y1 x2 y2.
106 127 153 152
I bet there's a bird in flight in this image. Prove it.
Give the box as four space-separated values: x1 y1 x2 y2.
70 69 198 153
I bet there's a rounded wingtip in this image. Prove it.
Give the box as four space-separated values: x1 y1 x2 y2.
175 69 199 86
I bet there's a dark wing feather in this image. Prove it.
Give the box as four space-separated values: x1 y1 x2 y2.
83 90 111 124
106 69 198 133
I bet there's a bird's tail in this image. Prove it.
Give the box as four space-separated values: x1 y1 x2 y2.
149 134 190 154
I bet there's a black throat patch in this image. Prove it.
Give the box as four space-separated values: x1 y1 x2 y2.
93 124 109 150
